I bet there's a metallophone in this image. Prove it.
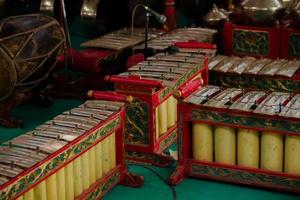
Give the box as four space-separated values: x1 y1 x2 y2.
81 27 164 51
104 43 216 167
168 84 300 193
208 55 300 93
0 93 143 200
51 27 164 96
58 27 216 75
134 27 217 51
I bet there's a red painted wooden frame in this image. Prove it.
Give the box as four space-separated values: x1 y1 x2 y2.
0 93 143 200
168 89 300 193
105 59 209 167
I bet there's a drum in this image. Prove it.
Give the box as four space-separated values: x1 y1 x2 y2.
0 14 65 102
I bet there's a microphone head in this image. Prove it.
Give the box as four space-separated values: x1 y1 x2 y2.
158 15 167 24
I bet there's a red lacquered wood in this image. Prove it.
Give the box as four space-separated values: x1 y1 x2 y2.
175 42 217 50
105 75 163 88
174 78 203 99
88 90 133 103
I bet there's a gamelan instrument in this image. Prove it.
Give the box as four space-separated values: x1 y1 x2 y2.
0 14 65 127
169 85 300 193
208 55 300 92
104 43 215 166
134 27 217 51
81 27 164 51
0 93 143 200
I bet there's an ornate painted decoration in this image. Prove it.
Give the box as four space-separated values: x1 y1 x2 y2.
86 172 121 200
126 151 163 163
125 98 150 145
192 110 300 134
209 72 300 93
233 29 269 56
159 130 177 152
191 164 300 189
289 33 300 58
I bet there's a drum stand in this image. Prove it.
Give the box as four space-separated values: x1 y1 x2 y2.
0 92 30 127
0 88 54 128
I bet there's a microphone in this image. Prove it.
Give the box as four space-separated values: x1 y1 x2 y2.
142 6 167 24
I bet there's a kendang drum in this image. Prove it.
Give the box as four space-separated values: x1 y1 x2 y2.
0 14 66 127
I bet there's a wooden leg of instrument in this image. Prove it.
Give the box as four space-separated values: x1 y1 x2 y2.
34 181 47 200
89 146 97 184
103 136 110 174
46 173 58 200
261 132 283 172
155 107 159 141
285 135 300 175
215 126 236 165
73 157 83 197
158 101 168 136
65 162 74 200
237 129 260 168
192 123 213 162
82 151 91 190
95 142 103 180
110 132 116 169
57 167 66 200
24 189 34 200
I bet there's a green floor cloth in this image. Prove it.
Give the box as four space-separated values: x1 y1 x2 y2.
0 99 298 200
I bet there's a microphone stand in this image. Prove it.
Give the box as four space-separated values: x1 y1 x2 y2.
144 12 155 58
145 12 149 55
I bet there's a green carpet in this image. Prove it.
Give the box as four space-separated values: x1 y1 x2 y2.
0 99 299 200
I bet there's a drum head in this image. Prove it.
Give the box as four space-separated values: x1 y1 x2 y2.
0 47 16 101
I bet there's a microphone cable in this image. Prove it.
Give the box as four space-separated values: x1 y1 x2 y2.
127 164 177 200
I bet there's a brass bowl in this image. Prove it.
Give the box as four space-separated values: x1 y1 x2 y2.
240 0 284 26
203 4 228 29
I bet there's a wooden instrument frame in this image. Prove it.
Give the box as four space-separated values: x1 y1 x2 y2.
0 96 143 200
106 57 209 167
168 87 300 193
